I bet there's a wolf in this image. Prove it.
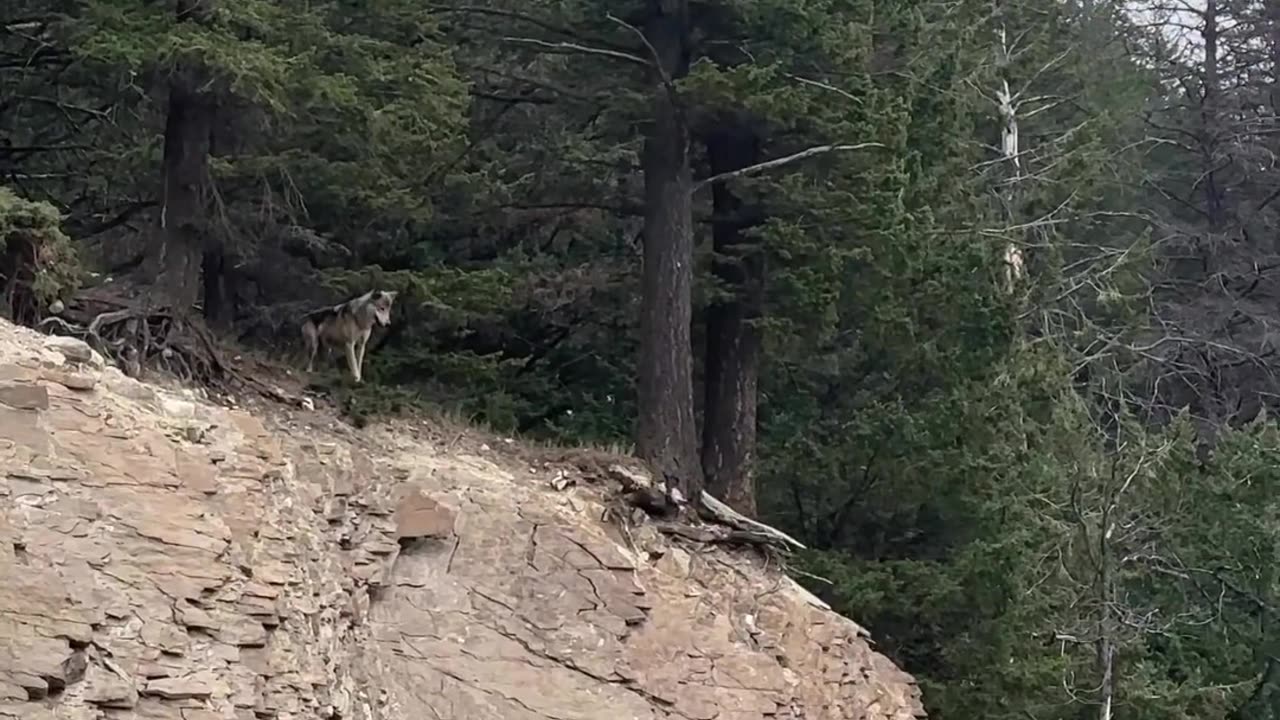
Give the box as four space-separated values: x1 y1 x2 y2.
300 289 397 383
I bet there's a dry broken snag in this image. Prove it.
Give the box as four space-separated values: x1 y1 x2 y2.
0 318 923 719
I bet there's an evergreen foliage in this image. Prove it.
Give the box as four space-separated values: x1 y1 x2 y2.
7 0 1280 716
0 186 81 320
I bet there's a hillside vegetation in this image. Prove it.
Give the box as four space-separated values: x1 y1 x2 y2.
5 1 1280 718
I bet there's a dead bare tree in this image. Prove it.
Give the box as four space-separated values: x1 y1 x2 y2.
1029 411 1183 719
1122 0 1280 440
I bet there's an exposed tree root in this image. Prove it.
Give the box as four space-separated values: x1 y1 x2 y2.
37 284 300 406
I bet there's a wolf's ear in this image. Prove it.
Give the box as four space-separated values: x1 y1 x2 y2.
383 290 398 301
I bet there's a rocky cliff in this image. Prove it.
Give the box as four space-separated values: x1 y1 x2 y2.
0 318 924 720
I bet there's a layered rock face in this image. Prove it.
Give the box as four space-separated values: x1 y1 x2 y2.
0 319 924 719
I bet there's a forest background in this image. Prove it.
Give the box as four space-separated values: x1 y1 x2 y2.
5 0 1280 717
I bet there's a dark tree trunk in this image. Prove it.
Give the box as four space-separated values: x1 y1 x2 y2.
1271 0 1280 117
202 245 233 327
202 91 238 329
701 121 763 517
145 0 216 309
1201 0 1225 232
637 0 703 502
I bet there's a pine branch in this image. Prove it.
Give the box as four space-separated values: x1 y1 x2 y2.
605 14 671 89
785 74 864 105
502 36 648 66
692 143 885 191
603 13 691 137
430 5 634 53
470 89 556 105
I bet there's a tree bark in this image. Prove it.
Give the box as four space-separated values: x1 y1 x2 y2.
145 0 216 309
1096 520 1115 720
1201 0 1225 232
637 0 703 502
202 244 233 326
701 121 763 517
1270 0 1280 118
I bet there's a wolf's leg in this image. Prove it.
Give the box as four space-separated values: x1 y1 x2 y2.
303 325 319 373
356 329 371 381
344 340 361 383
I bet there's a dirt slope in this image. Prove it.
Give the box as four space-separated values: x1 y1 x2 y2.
0 318 924 719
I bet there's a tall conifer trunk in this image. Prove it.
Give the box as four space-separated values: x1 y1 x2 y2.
636 0 703 502
145 0 216 309
702 120 763 516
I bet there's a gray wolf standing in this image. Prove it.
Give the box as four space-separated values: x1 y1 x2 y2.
300 290 397 383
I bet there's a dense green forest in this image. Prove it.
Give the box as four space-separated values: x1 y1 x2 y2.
6 0 1280 717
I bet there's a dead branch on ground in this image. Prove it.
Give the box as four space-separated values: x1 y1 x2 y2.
605 463 806 553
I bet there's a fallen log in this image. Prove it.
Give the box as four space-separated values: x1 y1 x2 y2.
697 491 807 551
606 463 807 552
